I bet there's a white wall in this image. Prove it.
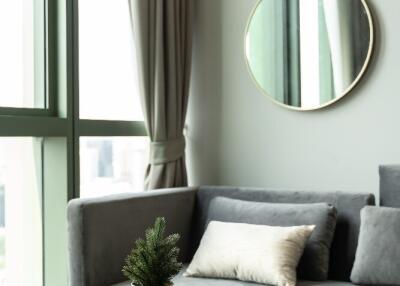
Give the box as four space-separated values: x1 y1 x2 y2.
187 0 400 197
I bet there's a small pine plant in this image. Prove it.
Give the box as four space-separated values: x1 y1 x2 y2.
122 217 182 286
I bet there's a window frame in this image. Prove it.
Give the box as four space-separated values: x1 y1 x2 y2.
0 0 148 192
0 0 147 284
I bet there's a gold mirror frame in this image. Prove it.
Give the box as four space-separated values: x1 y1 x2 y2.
244 0 375 111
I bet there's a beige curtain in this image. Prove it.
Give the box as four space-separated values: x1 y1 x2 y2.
129 0 193 190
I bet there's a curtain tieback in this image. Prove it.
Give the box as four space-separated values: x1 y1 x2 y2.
149 137 186 165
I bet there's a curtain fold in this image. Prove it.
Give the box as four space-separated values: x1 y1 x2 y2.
129 0 193 190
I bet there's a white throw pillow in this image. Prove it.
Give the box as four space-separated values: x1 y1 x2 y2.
185 221 315 286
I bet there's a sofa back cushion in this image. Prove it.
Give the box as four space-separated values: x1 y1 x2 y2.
207 197 337 281
191 186 375 282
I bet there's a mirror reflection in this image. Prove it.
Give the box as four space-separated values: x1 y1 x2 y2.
245 0 373 110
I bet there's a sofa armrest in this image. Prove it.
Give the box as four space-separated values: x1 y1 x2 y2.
67 187 197 286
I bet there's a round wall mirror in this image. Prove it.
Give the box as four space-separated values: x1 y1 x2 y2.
245 0 374 111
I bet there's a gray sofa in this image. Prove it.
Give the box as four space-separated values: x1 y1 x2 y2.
67 186 375 286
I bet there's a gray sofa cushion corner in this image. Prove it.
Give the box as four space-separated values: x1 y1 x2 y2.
379 164 400 208
205 196 337 281
351 206 400 285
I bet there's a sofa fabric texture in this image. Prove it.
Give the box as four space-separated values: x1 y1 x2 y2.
351 206 400 285
192 186 375 281
379 165 400 208
207 197 337 281
112 265 356 286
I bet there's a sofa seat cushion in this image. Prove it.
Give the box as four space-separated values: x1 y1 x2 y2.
112 266 355 286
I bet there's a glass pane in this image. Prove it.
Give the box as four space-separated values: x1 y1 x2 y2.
79 0 143 121
0 0 45 108
0 138 43 286
80 137 149 198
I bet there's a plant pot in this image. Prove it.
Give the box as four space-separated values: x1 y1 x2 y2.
131 283 173 286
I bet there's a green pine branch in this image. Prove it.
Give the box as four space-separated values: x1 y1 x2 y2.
122 217 183 286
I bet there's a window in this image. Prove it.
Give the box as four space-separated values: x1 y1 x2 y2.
0 0 147 285
0 138 43 286
79 0 143 121
80 137 148 198
77 0 147 199
0 0 46 110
